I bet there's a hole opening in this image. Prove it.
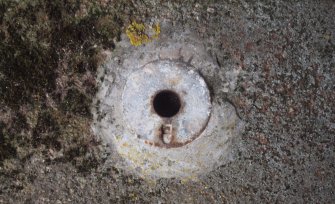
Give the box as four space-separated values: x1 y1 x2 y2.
153 90 181 118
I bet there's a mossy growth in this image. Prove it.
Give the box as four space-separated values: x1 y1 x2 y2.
0 113 30 164
0 122 18 163
0 0 129 109
61 88 92 117
32 111 61 151
0 0 139 175
126 21 160 46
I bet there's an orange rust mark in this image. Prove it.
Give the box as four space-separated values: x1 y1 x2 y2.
168 77 182 86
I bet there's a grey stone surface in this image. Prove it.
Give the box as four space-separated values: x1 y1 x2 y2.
1 0 334 203
92 27 243 179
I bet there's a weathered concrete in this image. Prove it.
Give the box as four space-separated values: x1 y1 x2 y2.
92 25 244 179
0 0 334 203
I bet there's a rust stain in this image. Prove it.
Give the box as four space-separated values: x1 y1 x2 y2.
167 77 182 86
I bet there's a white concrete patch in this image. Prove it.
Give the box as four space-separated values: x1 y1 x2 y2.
92 22 244 180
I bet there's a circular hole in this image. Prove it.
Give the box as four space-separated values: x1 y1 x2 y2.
153 90 181 118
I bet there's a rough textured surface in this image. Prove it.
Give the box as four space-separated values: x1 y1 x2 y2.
93 29 243 179
121 60 212 146
0 0 334 203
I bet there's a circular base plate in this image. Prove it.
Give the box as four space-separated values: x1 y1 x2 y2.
92 23 244 179
122 60 211 148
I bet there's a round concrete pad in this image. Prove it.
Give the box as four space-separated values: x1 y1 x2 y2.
122 60 211 148
92 23 244 179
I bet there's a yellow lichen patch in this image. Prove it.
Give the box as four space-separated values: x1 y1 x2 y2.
126 21 160 46
152 23 160 39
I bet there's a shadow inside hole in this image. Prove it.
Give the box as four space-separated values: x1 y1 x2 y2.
153 90 181 118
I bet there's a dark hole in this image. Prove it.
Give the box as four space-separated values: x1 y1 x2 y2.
153 90 181 118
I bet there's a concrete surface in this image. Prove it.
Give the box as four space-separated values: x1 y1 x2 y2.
0 0 334 203
92 27 243 179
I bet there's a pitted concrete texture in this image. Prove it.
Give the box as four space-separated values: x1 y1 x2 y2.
92 25 244 179
1 0 334 203
122 60 211 146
